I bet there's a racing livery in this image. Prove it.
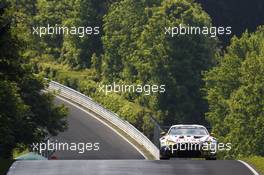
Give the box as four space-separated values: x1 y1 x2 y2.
159 125 217 160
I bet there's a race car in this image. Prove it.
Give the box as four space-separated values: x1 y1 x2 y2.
159 124 217 160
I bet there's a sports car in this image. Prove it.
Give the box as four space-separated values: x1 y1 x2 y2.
159 124 217 160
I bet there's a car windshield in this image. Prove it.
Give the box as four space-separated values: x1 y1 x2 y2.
169 127 208 136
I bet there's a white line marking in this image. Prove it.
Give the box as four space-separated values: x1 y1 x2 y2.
238 160 260 175
56 96 148 159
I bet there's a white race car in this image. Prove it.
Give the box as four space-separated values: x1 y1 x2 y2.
159 125 217 160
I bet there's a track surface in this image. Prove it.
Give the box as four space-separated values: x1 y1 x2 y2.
7 160 255 175
51 97 144 159
7 96 257 175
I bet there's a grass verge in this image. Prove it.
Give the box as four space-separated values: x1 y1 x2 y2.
242 156 264 175
13 149 29 159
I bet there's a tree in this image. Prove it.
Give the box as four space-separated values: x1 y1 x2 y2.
28 0 113 68
102 0 159 82
204 26 264 157
102 0 218 125
0 2 68 158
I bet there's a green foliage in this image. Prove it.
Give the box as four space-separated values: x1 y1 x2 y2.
102 0 159 81
8 0 111 68
204 26 264 158
242 156 264 175
50 0 109 68
5 0 264 161
60 0 96 68
0 2 68 158
34 0 64 56
102 0 218 125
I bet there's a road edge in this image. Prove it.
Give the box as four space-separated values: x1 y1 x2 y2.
238 160 260 175
56 95 153 160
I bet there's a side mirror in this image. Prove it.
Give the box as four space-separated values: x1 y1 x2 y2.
160 131 167 137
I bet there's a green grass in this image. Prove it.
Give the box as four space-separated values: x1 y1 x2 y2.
38 61 95 78
0 159 14 175
13 149 29 159
242 156 264 175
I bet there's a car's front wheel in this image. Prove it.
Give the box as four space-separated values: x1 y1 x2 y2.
159 146 171 160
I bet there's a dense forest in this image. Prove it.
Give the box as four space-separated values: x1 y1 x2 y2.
0 0 68 158
1 0 264 159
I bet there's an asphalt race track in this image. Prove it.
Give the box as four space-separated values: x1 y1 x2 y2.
7 160 256 175
51 97 144 159
7 96 258 175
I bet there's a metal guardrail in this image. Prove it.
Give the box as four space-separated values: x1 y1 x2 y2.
47 80 160 159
